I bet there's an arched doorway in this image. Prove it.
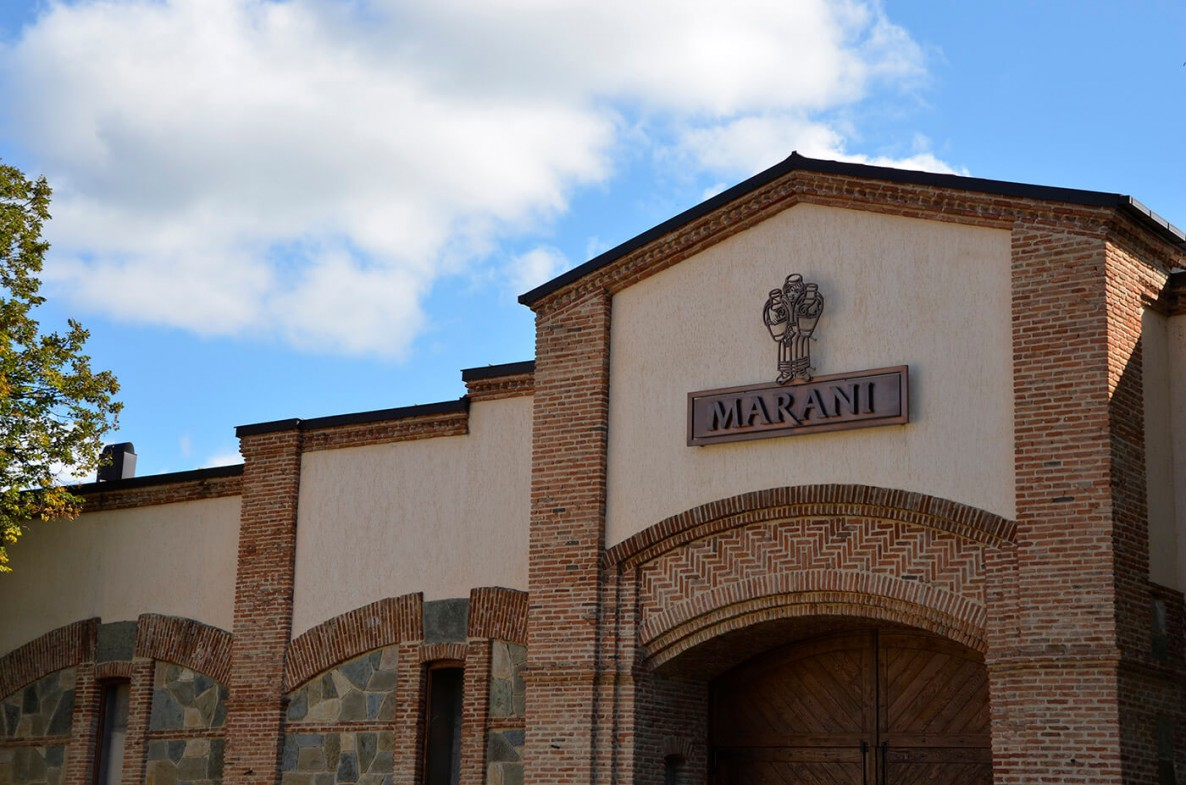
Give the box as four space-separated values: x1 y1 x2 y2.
710 628 991 784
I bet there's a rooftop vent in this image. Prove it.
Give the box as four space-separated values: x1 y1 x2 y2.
97 443 137 482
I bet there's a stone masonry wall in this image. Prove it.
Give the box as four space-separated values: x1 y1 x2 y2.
0 669 75 785
144 662 229 785
485 642 526 785
281 647 399 785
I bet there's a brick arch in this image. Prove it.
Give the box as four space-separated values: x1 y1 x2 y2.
605 484 1014 569
647 590 985 670
134 614 233 685
612 485 1012 668
285 593 423 690
0 618 97 699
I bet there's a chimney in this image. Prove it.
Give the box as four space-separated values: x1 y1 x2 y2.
97 443 137 482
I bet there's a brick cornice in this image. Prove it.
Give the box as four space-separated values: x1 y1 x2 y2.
0 618 97 698
603 484 1015 569
528 167 1127 316
285 594 422 690
80 473 242 513
301 410 469 452
134 614 233 685
463 372 534 403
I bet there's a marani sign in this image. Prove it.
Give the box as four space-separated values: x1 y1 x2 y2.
688 366 909 445
688 273 909 445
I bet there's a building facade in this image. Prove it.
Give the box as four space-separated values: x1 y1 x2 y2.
2 154 1185 784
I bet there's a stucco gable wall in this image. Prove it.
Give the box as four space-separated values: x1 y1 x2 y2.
291 395 531 638
606 203 1015 546
0 496 241 656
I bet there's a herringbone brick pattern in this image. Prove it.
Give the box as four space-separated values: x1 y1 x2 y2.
637 515 986 649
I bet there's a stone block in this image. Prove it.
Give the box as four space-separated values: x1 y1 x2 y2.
151 690 186 731
286 690 308 722
336 752 358 784
339 658 372 691
147 760 178 785
296 747 326 773
339 690 366 722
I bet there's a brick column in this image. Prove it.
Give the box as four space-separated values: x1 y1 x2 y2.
223 427 303 785
458 640 491 785
120 657 154 785
391 641 426 785
523 289 612 785
989 224 1125 783
62 662 99 785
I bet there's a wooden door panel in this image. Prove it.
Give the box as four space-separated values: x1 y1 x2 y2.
711 630 992 785
712 633 875 748
715 748 866 785
879 632 990 743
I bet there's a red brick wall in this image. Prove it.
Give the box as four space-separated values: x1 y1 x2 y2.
524 288 613 785
223 429 303 785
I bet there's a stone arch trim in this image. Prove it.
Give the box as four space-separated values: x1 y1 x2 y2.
605 485 1015 569
134 614 233 685
0 618 97 699
285 593 422 690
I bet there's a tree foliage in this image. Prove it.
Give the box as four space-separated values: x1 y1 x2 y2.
0 161 121 572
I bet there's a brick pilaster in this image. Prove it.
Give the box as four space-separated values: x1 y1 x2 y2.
222 428 302 785
458 640 491 785
391 641 426 785
989 223 1124 783
120 657 154 785
62 661 99 785
524 288 612 785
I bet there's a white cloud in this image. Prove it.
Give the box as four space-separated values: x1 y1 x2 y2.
1 0 943 356
203 449 243 469
507 247 575 296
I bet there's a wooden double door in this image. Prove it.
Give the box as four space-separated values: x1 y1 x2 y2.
710 630 991 785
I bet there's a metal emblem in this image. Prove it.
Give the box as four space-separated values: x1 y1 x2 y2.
763 273 824 384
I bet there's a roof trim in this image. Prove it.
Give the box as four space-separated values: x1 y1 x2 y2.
236 398 469 437
73 463 244 494
460 360 535 382
519 152 1184 306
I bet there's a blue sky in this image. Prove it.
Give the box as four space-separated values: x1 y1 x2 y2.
0 0 1183 477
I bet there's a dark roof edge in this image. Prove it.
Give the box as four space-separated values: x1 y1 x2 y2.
460 360 536 382
235 398 469 437
519 152 1185 306
73 463 245 494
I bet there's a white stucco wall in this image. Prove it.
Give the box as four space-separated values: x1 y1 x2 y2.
1144 310 1179 589
291 396 532 638
0 496 241 656
1168 314 1186 591
606 203 1015 546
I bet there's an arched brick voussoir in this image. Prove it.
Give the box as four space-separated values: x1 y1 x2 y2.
646 590 985 672
603 484 1015 569
285 594 423 691
0 619 98 699
134 615 233 686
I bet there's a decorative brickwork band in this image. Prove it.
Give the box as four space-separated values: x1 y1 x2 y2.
418 643 468 664
0 619 97 700
285 594 423 691
134 614 233 686
604 484 1015 569
612 486 1006 669
467 588 528 643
